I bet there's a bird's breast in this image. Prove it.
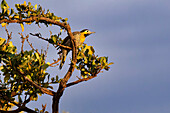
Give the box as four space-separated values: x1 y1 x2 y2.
80 34 86 44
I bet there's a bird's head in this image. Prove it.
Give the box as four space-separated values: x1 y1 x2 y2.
80 29 95 37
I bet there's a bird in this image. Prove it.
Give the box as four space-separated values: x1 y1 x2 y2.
58 29 95 69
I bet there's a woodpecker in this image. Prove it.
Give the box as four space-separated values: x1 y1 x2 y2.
58 29 95 69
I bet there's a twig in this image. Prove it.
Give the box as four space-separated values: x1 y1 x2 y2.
30 33 72 50
0 93 20 107
57 43 72 50
18 33 26 53
66 69 102 88
16 68 55 96
26 37 40 55
0 16 67 29
5 28 12 45
66 75 97 88
49 58 61 67
24 76 55 96
0 106 37 113
23 95 31 106
30 33 48 41
45 42 49 60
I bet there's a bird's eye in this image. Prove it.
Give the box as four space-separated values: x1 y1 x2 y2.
86 30 88 32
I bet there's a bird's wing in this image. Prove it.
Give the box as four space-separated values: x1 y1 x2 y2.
62 31 80 46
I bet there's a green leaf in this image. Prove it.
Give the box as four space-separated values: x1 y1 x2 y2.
51 35 57 43
28 2 31 6
43 63 49 69
51 77 54 82
108 62 114 65
0 37 6 45
20 23 24 32
104 66 110 71
26 75 32 80
35 52 40 59
1 23 7 27
28 11 30 17
1 0 7 9
43 83 49 88
10 8 14 15
34 4 37 10
4 74 10 82
65 18 68 21
35 108 39 112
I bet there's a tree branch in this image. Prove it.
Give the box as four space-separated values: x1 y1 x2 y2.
66 68 102 88
66 75 97 88
52 22 77 113
18 33 26 53
30 33 72 50
5 28 12 45
49 58 60 67
24 76 55 96
0 17 66 28
1 15 77 113
0 106 37 113
25 36 41 55
23 95 31 106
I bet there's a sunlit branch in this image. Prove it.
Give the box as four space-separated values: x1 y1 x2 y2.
66 75 97 88
5 28 12 45
30 33 72 50
24 76 55 96
25 35 41 55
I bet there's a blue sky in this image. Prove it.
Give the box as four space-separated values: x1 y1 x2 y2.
1 0 170 113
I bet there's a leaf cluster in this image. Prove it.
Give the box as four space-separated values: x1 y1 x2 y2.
76 44 113 78
0 0 68 29
0 37 57 110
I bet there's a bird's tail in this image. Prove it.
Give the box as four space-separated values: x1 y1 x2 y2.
59 49 68 69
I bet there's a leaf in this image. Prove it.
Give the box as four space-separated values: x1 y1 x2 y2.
8 41 14 47
14 15 19 19
0 66 4 70
108 62 114 65
60 29 63 33
0 37 6 45
51 36 56 43
28 2 31 6
35 52 39 59
4 74 10 82
10 8 14 15
1 0 7 9
23 1 26 6
34 4 37 10
46 62 50 65
65 18 68 21
51 77 54 82
1 23 7 27
26 75 32 80
35 108 39 112
28 11 30 17
20 23 24 32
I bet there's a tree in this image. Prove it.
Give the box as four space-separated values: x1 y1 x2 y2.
0 1 113 113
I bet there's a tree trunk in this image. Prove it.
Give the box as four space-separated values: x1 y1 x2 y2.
52 94 60 113
52 84 65 113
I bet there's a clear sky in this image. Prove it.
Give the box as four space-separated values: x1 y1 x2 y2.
1 0 170 113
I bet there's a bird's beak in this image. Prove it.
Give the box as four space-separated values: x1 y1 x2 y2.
89 31 96 34
84 31 96 37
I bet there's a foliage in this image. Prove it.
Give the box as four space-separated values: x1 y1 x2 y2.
76 44 113 78
0 0 113 112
